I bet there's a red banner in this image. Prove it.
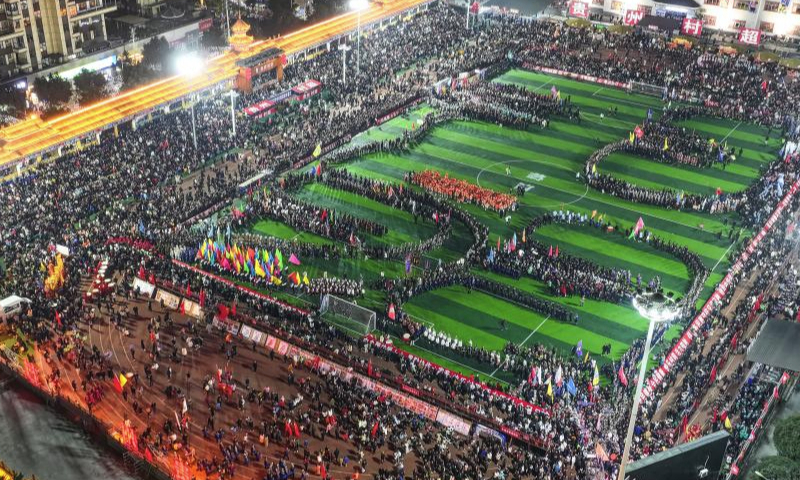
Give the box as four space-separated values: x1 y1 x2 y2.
681 18 703 36
738 28 762 46
569 1 589 18
623 9 644 26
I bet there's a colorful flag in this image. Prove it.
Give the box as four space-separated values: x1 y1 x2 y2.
593 364 600 386
312 143 322 157
288 253 301 266
618 364 628 387
576 340 583 359
388 303 396 320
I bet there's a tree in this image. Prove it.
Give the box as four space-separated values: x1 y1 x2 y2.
141 36 171 71
72 69 109 106
748 456 800 480
32 75 72 107
0 86 27 117
775 415 800 462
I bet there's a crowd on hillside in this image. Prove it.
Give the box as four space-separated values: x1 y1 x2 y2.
2 3 800 480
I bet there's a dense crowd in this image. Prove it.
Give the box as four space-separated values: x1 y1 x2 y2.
1 3 800 480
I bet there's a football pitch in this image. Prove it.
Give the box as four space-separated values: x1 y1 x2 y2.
234 69 782 383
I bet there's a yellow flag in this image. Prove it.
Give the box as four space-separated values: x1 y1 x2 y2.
592 163 597 174
546 379 553 400
114 125 119 138
663 137 669 151
119 373 128 389
312 143 322 157
724 417 732 430
302 273 309 286
591 210 597 219
629 132 634 144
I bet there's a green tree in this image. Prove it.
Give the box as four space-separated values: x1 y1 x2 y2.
72 69 109 106
141 36 171 71
748 456 800 480
775 415 800 462
0 86 27 117
32 75 72 107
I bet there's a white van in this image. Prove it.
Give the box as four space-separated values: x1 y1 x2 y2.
0 295 32 322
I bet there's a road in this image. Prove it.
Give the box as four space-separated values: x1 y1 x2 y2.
0 374 138 480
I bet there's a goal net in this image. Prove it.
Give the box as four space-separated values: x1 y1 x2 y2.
319 294 376 335
629 81 667 98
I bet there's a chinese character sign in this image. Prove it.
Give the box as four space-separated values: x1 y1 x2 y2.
623 9 644 25
738 28 761 46
681 18 703 36
569 1 590 18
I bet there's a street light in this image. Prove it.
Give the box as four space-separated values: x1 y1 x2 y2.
175 52 206 150
616 295 679 480
349 0 368 77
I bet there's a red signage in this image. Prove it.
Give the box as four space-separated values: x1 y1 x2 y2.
623 9 644 25
199 18 213 32
681 18 703 36
738 28 762 45
569 1 589 18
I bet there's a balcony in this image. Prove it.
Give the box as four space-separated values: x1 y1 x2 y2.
69 3 116 20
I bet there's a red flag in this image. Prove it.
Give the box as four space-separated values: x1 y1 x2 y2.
548 245 553 257
180 301 186 315
528 365 536 384
371 421 380 437
555 245 559 258
320 463 327 479
680 415 689 438
774 385 780 399
217 304 229 320
730 332 739 350
186 283 191 297
293 422 301 438
497 236 501 250
55 311 62 327
149 273 156 284
388 303 396 320
138 265 145 278
113 375 123 393
231 302 237 316
618 364 628 387
709 364 717 384
199 289 206 307
284 421 292 437
368 359 373 377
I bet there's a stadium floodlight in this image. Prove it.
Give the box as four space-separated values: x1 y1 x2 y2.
174 52 206 150
754 472 773 480
617 304 675 480
349 0 368 77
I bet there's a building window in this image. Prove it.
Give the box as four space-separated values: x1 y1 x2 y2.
759 21 774 31
611 0 622 10
593 0 603 6
763 1 780 10
704 15 716 25
642 5 652 13
732 19 747 28
734 0 749 8
794 3 800 13
704 0 720 5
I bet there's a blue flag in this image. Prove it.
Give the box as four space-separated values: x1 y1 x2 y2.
576 340 583 358
647 108 653 121
567 377 577 396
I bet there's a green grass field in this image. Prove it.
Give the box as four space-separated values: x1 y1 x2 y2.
233 69 782 382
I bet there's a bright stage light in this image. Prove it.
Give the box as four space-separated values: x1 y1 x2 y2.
174 52 206 78
350 0 369 11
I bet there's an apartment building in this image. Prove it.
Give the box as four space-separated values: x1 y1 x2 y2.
583 0 799 38
0 0 116 79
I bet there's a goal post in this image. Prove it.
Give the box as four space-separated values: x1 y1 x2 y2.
319 294 376 335
629 81 667 98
